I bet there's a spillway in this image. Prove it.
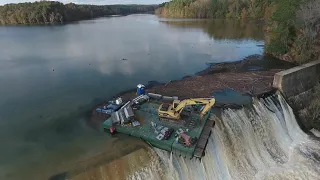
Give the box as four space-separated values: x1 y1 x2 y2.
127 93 320 180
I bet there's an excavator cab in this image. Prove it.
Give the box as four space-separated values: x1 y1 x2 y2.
159 100 181 116
172 100 180 109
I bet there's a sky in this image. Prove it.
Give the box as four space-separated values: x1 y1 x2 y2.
0 0 168 5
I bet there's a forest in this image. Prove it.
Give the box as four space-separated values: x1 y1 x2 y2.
156 0 320 64
0 1 157 25
155 0 276 19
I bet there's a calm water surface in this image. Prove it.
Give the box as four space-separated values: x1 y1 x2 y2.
0 14 263 179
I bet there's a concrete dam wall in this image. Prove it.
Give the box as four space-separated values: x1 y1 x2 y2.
273 60 320 130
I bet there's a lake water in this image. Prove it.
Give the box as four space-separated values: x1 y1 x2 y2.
0 14 264 179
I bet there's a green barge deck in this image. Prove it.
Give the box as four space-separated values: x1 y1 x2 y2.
103 102 215 159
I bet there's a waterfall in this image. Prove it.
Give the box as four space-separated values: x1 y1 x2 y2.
127 93 320 180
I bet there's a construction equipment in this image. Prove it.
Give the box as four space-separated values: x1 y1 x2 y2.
177 133 198 147
158 98 215 121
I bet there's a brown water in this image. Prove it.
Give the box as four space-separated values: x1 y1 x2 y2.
0 14 265 180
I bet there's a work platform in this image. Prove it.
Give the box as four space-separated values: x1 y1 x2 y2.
103 102 215 159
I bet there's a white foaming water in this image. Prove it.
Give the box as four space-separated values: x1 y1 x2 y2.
127 94 320 180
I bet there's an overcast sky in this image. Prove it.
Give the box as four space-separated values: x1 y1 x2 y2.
0 0 168 5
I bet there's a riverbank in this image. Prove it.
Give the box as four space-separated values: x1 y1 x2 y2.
157 0 320 65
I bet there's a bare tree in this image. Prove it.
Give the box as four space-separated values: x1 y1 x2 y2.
297 0 320 34
293 0 320 63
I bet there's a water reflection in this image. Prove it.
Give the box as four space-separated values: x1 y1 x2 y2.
160 19 264 41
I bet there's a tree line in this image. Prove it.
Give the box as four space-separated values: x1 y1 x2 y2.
156 0 320 64
155 0 272 19
0 1 158 25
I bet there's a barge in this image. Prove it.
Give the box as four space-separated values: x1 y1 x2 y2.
103 89 215 159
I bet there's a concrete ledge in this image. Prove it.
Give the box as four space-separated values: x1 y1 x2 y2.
273 60 320 97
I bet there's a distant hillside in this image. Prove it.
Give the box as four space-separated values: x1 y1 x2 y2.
0 1 158 25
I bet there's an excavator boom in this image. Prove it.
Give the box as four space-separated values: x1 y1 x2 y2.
199 98 215 119
158 98 215 121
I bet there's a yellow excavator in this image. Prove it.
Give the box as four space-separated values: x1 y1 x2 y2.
158 98 215 121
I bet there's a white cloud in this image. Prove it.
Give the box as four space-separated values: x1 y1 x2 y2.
0 0 168 5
